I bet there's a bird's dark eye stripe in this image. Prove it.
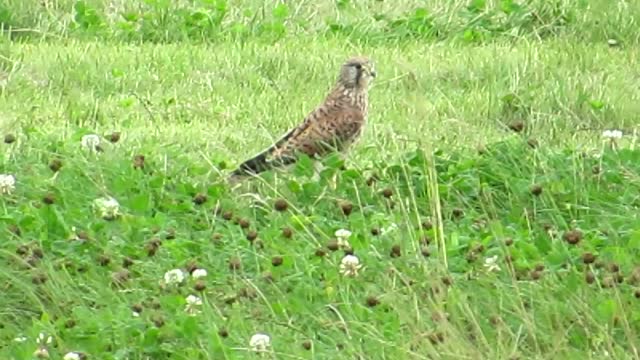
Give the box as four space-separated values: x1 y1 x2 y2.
353 63 362 69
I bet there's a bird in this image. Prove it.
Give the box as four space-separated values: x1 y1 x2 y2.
229 56 376 182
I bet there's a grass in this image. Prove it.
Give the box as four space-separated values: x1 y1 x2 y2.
1 0 640 359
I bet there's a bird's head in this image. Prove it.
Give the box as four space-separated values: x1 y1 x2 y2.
339 56 376 89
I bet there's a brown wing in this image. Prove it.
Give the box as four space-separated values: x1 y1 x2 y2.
269 103 364 161
230 102 364 177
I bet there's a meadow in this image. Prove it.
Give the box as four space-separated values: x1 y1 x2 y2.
1 0 640 359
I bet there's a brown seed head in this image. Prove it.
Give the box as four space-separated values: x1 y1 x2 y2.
508 120 525 133
302 340 312 350
193 193 207 205
271 256 284 267
153 315 166 328
382 188 393 198
530 270 542 281
111 269 130 285
582 252 596 264
563 229 582 245
421 246 431 257
122 257 134 268
238 218 250 229
222 211 233 221
228 257 242 271
365 295 380 307
583 268 599 283
246 230 258 242
4 133 16 144
145 239 162 257
327 240 339 251
133 155 145 169
315 248 327 257
16 244 29 256
194 280 206 292
31 247 44 259
42 193 55 205
49 159 63 172
211 233 223 245
609 263 620 273
530 184 543 196
274 198 288 212
390 244 401 258
281 227 293 239
108 131 121 143
340 201 353 216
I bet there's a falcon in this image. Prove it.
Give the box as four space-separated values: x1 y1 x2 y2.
229 56 375 181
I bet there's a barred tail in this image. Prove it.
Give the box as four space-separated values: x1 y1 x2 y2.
229 127 300 182
230 151 271 178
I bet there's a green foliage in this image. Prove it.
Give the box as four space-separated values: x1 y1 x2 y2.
1 127 639 357
0 0 636 44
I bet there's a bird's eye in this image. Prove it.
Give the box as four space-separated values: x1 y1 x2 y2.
354 64 362 70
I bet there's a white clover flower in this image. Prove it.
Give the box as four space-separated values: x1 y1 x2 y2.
249 333 271 352
483 255 500 272
602 129 623 139
192 268 207 279
13 336 27 342
334 229 352 249
132 311 140 317
81 134 101 152
339 254 363 277
93 196 120 220
185 294 203 316
63 352 82 360
186 294 202 305
36 332 52 345
164 269 185 285
335 229 352 239
0 174 16 195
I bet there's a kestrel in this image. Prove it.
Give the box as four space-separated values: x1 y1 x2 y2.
229 56 375 181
